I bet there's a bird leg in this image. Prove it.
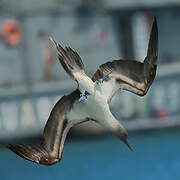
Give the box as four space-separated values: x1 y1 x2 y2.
95 72 111 85
79 90 91 102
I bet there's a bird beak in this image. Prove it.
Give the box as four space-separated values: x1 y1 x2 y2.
123 139 134 151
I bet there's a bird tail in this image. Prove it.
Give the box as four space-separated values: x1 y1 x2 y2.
8 143 59 165
50 37 85 80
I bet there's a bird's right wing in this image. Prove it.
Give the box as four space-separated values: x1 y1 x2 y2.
92 17 158 103
8 90 90 166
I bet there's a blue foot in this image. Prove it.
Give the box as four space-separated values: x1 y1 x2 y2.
95 79 102 85
95 72 111 85
79 91 91 102
102 72 111 82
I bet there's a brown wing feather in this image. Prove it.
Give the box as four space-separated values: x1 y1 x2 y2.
92 60 144 83
8 90 80 165
92 16 158 102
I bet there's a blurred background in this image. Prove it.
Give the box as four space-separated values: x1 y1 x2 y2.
0 0 180 179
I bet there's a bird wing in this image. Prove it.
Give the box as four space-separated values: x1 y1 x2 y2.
8 90 90 165
92 17 158 103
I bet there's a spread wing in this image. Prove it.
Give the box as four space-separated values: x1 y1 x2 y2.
92 17 158 103
8 90 90 165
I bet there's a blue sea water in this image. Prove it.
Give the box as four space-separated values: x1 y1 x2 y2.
0 129 180 180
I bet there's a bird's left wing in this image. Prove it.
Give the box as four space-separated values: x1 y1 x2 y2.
8 90 90 165
92 17 158 103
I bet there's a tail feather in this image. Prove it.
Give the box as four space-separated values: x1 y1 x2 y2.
50 37 85 80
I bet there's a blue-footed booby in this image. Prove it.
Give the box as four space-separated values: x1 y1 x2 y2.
8 17 158 165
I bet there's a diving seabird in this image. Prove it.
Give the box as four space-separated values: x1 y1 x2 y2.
8 17 158 165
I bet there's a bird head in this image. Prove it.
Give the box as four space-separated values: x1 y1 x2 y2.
116 127 133 151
